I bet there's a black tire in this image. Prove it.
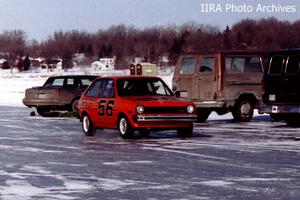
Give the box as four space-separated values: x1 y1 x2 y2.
118 116 133 139
270 113 285 121
232 99 254 122
196 109 211 123
286 115 300 127
177 126 193 138
36 107 49 117
70 99 80 113
82 114 96 136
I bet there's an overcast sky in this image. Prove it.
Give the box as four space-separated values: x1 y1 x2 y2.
0 0 299 41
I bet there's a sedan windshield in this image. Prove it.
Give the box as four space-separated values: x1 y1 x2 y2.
117 78 173 97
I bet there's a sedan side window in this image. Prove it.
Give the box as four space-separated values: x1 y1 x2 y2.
52 78 64 87
65 78 77 88
81 78 93 87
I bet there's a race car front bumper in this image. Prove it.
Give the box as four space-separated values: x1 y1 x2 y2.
136 115 197 122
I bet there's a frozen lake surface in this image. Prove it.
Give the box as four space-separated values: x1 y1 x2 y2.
0 106 299 199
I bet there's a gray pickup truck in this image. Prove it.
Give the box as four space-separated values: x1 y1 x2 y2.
23 75 97 116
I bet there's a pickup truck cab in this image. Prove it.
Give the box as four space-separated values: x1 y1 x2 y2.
173 51 265 122
259 49 300 126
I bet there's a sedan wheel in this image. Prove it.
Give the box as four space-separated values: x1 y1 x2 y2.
82 114 96 136
36 107 49 117
71 99 79 112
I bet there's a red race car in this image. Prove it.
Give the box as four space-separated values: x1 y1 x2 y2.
78 76 197 138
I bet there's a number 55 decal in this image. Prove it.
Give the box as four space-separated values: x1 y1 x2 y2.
98 100 115 116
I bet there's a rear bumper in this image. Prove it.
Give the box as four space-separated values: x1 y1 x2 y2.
259 104 300 114
22 99 68 108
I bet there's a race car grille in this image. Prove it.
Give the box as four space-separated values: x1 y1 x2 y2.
144 107 187 114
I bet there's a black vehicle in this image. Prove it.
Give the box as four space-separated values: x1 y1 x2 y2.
259 49 300 126
23 75 97 116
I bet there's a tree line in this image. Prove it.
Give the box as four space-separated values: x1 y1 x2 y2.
0 17 299 69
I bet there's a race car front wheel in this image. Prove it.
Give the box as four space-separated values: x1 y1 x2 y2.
82 114 96 136
118 116 133 139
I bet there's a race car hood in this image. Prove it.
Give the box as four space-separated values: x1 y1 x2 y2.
124 96 193 107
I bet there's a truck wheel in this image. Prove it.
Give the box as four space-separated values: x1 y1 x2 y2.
196 109 211 123
118 116 133 139
232 99 254 122
82 114 96 136
36 107 49 117
270 113 285 121
177 126 193 138
286 115 300 127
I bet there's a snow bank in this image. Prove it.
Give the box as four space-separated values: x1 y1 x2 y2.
0 77 46 107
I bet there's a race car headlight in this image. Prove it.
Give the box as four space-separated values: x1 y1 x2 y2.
187 105 195 114
136 105 145 114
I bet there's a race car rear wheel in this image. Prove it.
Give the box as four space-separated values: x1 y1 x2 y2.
177 126 193 138
118 116 133 139
82 114 96 136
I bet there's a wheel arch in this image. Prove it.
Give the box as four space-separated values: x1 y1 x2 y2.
235 93 258 108
71 96 81 103
80 110 90 122
117 111 136 129
70 96 81 106
117 112 130 126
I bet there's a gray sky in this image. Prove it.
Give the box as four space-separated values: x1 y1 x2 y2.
0 0 299 41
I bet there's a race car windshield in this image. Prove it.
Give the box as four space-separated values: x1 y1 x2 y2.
117 78 173 97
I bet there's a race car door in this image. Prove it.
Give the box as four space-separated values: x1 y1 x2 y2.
97 79 116 128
